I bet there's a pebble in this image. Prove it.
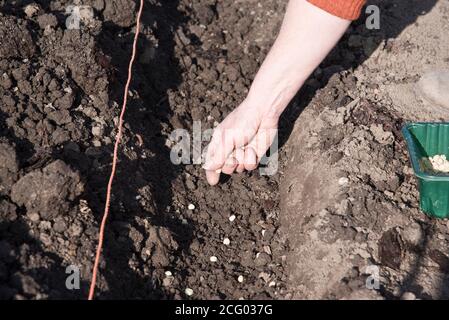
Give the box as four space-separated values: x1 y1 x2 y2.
418 70 449 110
185 288 194 296
268 281 276 287
165 271 172 277
53 218 67 233
338 177 349 186
223 238 230 245
209 256 218 262
237 275 244 283
255 252 271 266
187 203 195 210
92 125 103 137
24 4 39 18
229 215 236 222
28 212 40 222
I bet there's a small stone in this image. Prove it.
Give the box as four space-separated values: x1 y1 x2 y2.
338 177 349 186
92 125 103 137
187 203 195 210
28 212 40 222
370 124 394 145
185 179 196 190
418 70 449 110
223 238 230 245
37 13 58 29
24 4 39 17
53 218 67 233
185 288 194 296
255 252 271 267
268 281 276 287
209 256 218 262
401 292 416 300
164 271 172 277
402 222 423 246
237 275 244 283
229 215 236 222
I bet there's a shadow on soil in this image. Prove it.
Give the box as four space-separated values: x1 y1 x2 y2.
84 0 191 299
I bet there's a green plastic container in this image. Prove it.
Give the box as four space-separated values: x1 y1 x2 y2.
402 123 449 219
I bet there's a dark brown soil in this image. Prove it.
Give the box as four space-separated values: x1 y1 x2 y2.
0 0 289 299
3 0 446 301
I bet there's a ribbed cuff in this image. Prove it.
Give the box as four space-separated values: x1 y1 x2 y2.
307 0 366 20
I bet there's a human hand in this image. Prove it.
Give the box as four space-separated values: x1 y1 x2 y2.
203 0 351 185
203 99 278 185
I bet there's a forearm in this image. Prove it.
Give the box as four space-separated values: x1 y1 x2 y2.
245 0 351 118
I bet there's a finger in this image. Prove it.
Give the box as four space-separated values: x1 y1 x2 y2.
203 128 235 171
243 146 258 171
221 157 238 175
206 169 221 186
246 128 278 164
234 148 245 173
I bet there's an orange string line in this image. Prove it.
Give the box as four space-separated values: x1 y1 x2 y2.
88 0 144 300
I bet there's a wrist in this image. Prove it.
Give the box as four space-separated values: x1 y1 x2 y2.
245 75 304 119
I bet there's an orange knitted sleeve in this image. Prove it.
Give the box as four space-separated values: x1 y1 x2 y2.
307 0 366 20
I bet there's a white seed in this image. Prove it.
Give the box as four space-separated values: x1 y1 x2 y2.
338 177 349 186
261 229 266 237
188 203 195 210
210 256 218 262
237 275 244 283
185 288 194 296
229 215 236 222
223 238 230 245
165 271 172 277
